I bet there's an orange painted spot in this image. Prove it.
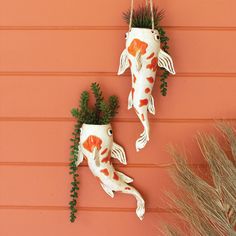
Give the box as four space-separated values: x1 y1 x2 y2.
128 59 132 67
125 187 131 190
128 39 148 57
83 135 102 152
146 57 158 71
101 154 110 163
113 172 119 181
146 77 154 83
101 148 108 155
133 74 137 83
139 99 148 107
147 52 155 60
141 114 145 121
100 168 109 176
145 88 150 93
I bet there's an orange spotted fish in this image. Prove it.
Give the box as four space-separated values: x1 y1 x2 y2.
118 28 175 151
76 123 145 220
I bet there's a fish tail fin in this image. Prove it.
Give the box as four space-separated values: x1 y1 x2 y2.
122 185 145 220
148 95 155 115
135 111 150 151
136 194 145 220
135 130 149 152
128 90 133 110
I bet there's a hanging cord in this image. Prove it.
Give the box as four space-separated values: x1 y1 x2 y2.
129 0 134 31
129 0 155 31
149 0 155 31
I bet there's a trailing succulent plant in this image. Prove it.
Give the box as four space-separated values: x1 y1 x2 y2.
69 82 119 222
163 123 236 236
123 5 171 96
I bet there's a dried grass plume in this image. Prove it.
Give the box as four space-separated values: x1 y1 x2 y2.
164 122 236 236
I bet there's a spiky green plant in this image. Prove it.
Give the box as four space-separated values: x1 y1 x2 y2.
123 5 164 29
69 82 119 222
163 123 236 236
123 5 172 96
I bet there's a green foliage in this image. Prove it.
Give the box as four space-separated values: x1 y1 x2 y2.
158 26 170 96
123 5 164 29
91 82 104 122
73 82 119 125
69 122 81 222
69 83 119 222
108 96 119 118
123 5 172 96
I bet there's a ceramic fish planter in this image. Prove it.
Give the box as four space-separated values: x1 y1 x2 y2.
118 27 175 151
76 123 145 220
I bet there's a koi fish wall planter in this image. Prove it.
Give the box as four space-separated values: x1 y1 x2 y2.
118 27 175 151
76 123 145 220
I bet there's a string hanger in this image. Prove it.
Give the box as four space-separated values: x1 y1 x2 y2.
129 0 155 31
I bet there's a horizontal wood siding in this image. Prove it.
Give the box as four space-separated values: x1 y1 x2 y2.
0 0 235 235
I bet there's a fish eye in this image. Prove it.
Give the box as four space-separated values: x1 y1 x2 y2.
107 128 113 136
154 34 160 40
152 30 160 41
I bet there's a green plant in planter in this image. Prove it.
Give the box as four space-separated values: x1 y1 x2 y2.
69 82 119 222
163 123 236 235
123 5 171 96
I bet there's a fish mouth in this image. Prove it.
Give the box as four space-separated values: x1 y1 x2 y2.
83 135 102 153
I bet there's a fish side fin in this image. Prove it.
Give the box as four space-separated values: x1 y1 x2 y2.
128 91 133 110
111 142 127 165
158 49 176 75
75 145 84 166
116 171 133 183
148 95 155 115
100 183 114 198
135 50 142 71
118 49 129 75
92 147 100 167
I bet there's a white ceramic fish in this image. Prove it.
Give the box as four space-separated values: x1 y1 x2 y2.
118 28 175 151
76 123 145 220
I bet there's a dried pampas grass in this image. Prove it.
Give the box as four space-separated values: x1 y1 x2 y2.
164 122 236 236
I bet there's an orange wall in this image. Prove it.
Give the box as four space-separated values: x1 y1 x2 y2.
0 0 236 235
